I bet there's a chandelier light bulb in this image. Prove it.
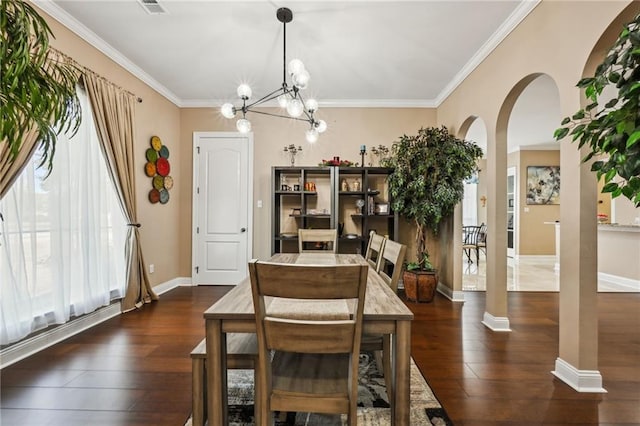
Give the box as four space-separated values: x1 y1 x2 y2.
286 99 303 117
220 103 236 119
237 84 252 100
236 118 251 133
316 119 327 133
306 128 319 143
306 98 318 113
288 59 305 76
292 69 310 89
277 94 288 108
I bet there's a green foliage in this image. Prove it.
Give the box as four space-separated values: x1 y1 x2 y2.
381 126 483 270
554 13 640 207
1 0 81 173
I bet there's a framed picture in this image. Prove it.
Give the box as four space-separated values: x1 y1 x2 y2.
374 203 389 214
526 166 560 205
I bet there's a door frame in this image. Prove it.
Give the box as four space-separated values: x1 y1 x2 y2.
191 131 254 285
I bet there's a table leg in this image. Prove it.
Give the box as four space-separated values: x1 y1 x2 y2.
206 319 227 426
392 320 411 425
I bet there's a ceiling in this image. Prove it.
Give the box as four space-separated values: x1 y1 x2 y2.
37 0 560 152
37 0 541 108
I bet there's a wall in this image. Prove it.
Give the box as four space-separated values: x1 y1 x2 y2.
612 196 639 225
518 150 560 255
180 107 437 266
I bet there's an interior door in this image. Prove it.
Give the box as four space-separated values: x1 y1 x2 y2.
507 167 516 258
192 132 253 285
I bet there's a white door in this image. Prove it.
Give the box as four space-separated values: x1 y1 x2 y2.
192 132 253 285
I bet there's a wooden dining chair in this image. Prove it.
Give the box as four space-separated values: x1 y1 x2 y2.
364 230 386 269
361 238 407 402
298 228 337 253
248 259 368 426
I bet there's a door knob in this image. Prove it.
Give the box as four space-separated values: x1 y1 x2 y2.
241 228 246 232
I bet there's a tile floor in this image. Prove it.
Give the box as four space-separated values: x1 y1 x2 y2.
462 253 637 292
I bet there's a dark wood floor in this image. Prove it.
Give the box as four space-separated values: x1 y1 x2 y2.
1 287 638 425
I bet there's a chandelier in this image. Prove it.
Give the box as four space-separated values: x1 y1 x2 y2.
220 7 327 143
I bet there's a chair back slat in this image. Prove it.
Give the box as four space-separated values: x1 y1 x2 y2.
364 231 386 270
298 229 337 253
378 239 407 293
265 319 356 353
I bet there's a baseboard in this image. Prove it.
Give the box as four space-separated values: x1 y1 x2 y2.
437 282 465 302
1 276 192 369
153 276 192 295
597 272 640 292
482 311 511 332
516 255 556 259
552 357 607 393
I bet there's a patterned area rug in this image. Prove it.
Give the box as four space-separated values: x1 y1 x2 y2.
185 353 453 425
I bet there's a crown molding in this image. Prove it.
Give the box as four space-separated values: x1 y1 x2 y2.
434 0 542 106
33 0 182 106
181 98 438 109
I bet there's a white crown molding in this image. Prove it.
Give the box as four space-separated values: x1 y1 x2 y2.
33 0 182 106
35 0 540 110
434 0 542 106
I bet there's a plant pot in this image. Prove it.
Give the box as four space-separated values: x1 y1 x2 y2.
403 270 438 303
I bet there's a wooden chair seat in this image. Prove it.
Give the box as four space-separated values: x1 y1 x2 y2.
190 333 260 426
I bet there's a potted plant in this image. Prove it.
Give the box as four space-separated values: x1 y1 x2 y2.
1 0 81 174
382 126 483 302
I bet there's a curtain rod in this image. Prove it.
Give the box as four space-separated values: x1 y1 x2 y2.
49 47 143 103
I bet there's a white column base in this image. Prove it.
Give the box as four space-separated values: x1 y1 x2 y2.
552 357 607 393
436 282 465 302
482 311 511 331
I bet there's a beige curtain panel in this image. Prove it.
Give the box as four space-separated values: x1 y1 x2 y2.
82 72 158 312
0 128 40 200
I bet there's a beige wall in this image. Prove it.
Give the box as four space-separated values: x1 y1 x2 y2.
39 0 635 290
517 150 560 255
180 108 437 265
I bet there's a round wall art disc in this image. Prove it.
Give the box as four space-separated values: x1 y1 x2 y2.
153 175 164 190
163 175 174 190
145 162 157 177
146 148 158 162
159 145 170 159
159 189 170 204
150 136 162 151
148 188 161 204
156 157 170 176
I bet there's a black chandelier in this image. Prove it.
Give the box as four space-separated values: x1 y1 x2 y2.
220 7 327 143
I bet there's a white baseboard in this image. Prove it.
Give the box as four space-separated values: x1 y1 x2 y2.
482 311 512 332
1 276 192 369
552 357 607 393
153 276 192 295
437 282 465 302
598 272 640 292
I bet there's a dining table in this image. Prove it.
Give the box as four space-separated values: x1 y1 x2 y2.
203 252 415 425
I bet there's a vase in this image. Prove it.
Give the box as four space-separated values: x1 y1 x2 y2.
403 270 438 303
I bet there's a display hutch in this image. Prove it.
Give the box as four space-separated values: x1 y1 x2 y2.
272 166 398 254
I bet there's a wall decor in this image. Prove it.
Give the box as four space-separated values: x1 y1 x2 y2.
145 135 173 204
526 166 560 205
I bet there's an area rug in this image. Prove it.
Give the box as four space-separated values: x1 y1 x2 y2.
185 353 453 425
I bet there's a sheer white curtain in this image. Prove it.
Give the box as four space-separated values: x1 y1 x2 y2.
462 182 478 226
0 88 126 345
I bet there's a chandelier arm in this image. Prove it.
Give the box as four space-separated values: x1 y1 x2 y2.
246 109 313 123
244 87 286 109
294 91 316 123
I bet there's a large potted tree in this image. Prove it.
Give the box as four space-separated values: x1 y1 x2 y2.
382 126 483 302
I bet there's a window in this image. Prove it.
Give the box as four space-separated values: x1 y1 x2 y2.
0 87 126 345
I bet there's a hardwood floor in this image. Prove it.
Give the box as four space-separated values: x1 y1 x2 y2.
1 286 638 425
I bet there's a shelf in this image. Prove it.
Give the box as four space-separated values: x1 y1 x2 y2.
276 191 318 195
289 214 331 218
339 191 365 196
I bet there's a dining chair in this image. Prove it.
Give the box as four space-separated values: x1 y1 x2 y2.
477 223 487 260
298 228 337 253
364 230 386 269
462 225 481 263
361 238 407 402
248 259 368 426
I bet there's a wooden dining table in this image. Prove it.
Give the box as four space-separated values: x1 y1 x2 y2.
203 253 415 425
